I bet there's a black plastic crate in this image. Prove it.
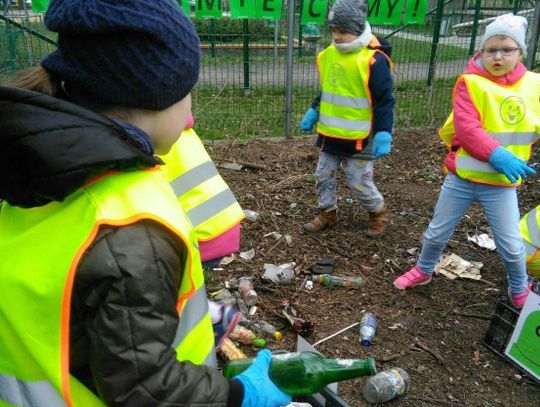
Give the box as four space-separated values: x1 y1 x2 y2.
482 296 540 384
483 296 520 358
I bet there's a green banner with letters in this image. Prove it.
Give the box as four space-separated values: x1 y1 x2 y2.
403 0 428 25
177 0 192 16
31 0 49 12
301 0 328 25
258 0 282 19
195 0 223 18
32 0 427 24
367 0 406 25
230 0 258 18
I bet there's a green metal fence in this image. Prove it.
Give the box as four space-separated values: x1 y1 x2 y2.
1 0 538 139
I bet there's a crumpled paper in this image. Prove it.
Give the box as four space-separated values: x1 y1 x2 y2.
435 253 483 280
467 233 496 251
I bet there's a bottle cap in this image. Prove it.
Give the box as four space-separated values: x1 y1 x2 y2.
252 338 267 348
274 331 283 341
361 338 372 346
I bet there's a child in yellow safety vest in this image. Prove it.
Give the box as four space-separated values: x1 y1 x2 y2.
0 1 290 407
520 205 540 279
394 14 539 309
299 0 395 237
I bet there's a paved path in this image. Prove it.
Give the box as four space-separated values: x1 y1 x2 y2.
199 58 469 87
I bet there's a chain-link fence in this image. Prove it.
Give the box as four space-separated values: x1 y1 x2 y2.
1 0 538 139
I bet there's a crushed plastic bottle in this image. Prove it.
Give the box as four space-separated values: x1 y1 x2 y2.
314 274 362 289
362 368 409 404
359 312 377 346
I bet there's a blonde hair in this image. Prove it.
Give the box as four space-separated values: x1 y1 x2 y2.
4 66 58 96
5 65 134 120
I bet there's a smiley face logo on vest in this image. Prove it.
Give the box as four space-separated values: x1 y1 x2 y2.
328 63 345 89
500 96 526 125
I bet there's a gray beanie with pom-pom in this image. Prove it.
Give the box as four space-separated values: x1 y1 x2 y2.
327 0 368 36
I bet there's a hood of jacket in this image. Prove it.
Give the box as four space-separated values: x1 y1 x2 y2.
0 86 161 208
465 53 527 85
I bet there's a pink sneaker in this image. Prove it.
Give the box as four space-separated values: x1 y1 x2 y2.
508 284 532 309
394 265 432 290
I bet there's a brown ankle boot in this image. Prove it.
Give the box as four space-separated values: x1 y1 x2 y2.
367 206 390 237
303 209 337 233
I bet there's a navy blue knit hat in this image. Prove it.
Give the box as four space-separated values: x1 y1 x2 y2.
41 0 200 111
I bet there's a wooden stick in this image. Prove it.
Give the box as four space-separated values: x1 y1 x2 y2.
414 338 447 366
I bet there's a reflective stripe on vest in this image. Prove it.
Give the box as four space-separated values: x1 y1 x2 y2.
439 72 540 186
0 170 214 407
160 129 244 241
316 44 377 139
0 373 65 407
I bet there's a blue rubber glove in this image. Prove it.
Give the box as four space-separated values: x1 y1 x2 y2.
372 131 393 158
300 108 319 131
234 349 292 407
488 146 536 183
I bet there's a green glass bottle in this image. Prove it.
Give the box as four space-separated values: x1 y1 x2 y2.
223 351 377 396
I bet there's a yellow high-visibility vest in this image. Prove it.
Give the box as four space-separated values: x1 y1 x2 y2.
0 169 215 407
520 205 540 278
160 129 244 245
439 72 540 186
316 43 376 140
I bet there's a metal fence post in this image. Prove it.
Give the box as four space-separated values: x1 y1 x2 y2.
243 18 250 95
284 0 295 138
526 0 540 69
426 0 445 88
468 0 481 56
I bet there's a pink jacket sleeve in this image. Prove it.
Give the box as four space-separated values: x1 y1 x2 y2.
453 79 500 161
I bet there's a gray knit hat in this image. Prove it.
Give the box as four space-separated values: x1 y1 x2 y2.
327 0 368 36
480 14 528 57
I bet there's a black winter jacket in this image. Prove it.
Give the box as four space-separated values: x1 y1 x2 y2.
0 87 243 407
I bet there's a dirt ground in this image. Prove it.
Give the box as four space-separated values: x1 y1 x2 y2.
204 130 540 407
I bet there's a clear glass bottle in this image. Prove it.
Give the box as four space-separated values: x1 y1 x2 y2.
362 367 409 404
238 277 258 306
223 351 377 396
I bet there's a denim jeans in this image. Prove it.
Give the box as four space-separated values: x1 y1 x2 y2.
417 173 528 295
315 151 384 212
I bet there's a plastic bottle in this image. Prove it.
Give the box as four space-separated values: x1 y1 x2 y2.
281 300 314 337
359 312 377 346
223 351 377 396
362 368 409 404
314 274 362 289
229 325 266 347
238 277 258 306
250 320 283 341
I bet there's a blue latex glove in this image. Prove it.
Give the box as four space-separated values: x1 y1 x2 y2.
300 108 319 131
235 349 292 407
372 131 393 158
488 146 536 183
